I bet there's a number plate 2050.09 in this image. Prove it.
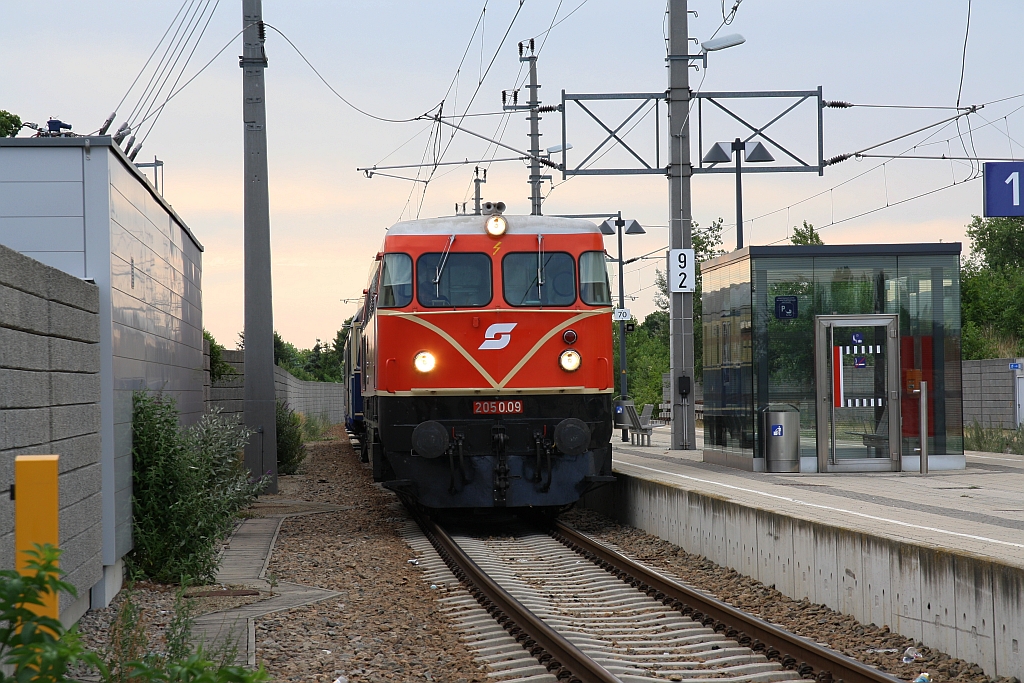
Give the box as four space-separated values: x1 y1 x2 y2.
472 400 524 415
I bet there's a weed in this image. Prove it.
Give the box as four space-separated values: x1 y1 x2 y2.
301 411 333 442
964 420 1024 454
105 583 148 682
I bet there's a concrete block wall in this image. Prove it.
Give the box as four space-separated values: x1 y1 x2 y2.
274 366 345 424
208 349 245 421
0 245 102 626
208 350 345 424
962 358 1022 429
583 474 1024 679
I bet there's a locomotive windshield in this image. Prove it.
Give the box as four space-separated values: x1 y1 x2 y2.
503 252 576 306
579 251 612 305
416 252 492 307
378 253 413 308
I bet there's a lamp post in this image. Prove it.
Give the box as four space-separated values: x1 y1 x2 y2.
702 139 774 250
601 215 645 441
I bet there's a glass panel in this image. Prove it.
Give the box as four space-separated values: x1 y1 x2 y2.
579 251 612 305
502 252 576 306
753 257 816 460
416 253 492 308
702 257 755 460
895 255 963 456
828 324 890 460
378 253 413 308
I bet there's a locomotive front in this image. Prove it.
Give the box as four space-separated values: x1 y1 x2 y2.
360 213 615 509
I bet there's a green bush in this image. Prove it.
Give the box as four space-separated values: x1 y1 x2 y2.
203 330 236 383
131 393 267 583
276 400 305 475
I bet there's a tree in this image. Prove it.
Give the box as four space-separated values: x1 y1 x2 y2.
960 215 1024 359
0 110 21 138
964 215 1024 271
791 220 823 245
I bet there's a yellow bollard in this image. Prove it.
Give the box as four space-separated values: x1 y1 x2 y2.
14 455 60 620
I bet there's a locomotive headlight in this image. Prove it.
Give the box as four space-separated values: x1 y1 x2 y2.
559 349 581 372
484 215 507 237
414 351 436 372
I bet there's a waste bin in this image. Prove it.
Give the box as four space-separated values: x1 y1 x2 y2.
763 404 800 473
613 399 633 430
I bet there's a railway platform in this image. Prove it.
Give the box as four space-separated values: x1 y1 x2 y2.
584 425 1024 680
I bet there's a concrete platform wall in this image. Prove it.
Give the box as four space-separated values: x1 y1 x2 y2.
583 473 1023 679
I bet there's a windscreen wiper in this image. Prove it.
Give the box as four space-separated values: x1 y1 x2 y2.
433 235 455 297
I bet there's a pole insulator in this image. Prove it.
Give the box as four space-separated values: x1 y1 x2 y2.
824 153 852 166
823 100 853 108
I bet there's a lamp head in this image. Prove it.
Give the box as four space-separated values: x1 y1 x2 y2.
701 33 745 52
624 219 646 235
744 141 774 163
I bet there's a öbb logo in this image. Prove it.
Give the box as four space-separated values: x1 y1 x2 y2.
479 323 517 350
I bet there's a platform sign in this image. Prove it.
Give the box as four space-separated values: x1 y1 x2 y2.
984 162 1024 217
854 356 866 368
1010 362 1021 370
668 248 695 293
774 296 798 319
851 332 864 344
770 424 783 437
612 308 631 321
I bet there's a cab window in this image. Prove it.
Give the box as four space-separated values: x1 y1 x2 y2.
378 253 413 308
579 251 612 305
502 252 576 306
417 252 491 307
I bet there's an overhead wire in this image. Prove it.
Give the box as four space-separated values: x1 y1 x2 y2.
121 24 252 134
953 0 978 179
104 0 191 128
128 0 208 129
136 0 221 148
265 24 437 123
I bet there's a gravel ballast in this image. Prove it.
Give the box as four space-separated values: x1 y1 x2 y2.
256 432 486 683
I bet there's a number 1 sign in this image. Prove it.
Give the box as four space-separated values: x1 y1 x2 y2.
668 248 696 293
984 162 1024 217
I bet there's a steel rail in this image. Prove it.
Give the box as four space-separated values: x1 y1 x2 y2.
411 510 620 683
553 521 904 683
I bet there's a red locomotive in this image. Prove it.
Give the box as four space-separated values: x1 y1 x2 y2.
354 206 615 509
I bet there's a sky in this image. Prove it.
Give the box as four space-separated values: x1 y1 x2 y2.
3 1 1023 349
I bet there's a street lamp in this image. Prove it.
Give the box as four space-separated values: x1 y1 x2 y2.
702 139 774 249
600 215 645 441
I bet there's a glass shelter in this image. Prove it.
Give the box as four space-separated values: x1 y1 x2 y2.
701 244 963 473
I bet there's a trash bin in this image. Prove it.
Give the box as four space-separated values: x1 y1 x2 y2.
763 404 800 473
614 399 633 430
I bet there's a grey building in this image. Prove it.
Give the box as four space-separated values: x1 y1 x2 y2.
0 136 204 608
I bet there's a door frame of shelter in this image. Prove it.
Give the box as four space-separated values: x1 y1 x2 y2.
814 314 901 473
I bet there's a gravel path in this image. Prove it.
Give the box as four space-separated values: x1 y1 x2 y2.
256 431 487 683
560 508 1018 683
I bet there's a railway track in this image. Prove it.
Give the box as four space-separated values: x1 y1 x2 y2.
407 509 906 683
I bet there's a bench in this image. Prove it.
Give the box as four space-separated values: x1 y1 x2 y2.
846 406 889 457
625 403 654 446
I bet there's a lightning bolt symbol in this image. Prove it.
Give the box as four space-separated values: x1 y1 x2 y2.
492 241 502 256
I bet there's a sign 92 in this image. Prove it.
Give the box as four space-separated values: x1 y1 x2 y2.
668 248 696 293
